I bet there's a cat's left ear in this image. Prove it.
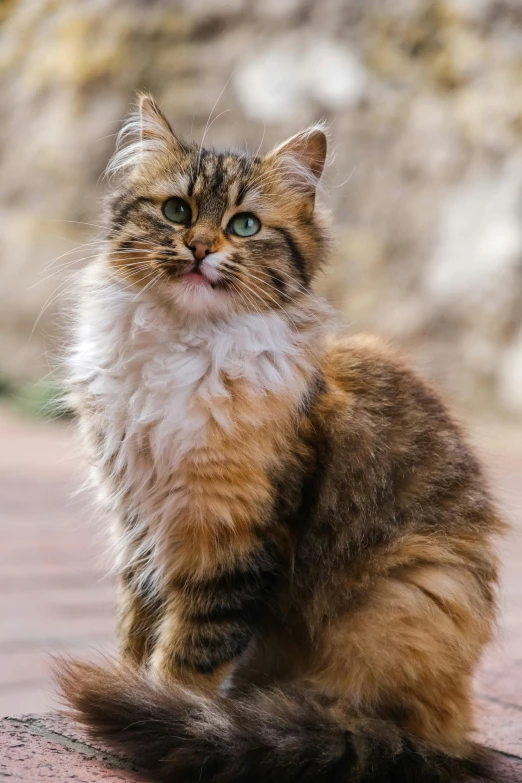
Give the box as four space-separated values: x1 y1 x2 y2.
265 125 327 196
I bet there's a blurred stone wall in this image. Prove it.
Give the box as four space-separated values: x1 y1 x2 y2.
1 0 522 416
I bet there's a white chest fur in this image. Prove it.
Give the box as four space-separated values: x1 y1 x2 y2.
69 272 316 591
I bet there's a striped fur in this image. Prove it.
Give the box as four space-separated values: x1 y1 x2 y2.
58 95 503 782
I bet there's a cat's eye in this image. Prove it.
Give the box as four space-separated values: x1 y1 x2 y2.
162 197 192 224
228 213 261 237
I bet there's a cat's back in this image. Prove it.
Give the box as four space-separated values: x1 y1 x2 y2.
313 331 502 540
319 331 453 436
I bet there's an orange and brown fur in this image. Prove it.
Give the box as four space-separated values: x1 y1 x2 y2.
58 95 503 782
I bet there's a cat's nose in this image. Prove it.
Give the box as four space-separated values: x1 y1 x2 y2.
188 241 212 261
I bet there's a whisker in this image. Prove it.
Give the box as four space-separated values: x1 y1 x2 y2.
50 219 108 231
132 270 162 302
197 70 236 173
237 276 307 332
229 279 264 320
114 267 160 296
228 266 290 302
29 274 83 342
41 241 107 272
240 261 322 309
32 250 166 288
39 236 166 276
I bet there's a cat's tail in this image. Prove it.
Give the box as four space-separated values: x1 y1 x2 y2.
56 659 488 783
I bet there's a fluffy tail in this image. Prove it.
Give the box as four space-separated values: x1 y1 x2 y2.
56 660 488 783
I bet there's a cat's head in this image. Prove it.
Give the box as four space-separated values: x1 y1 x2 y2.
104 94 329 318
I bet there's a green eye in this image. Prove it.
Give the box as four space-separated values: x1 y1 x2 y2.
162 197 192 224
228 213 261 237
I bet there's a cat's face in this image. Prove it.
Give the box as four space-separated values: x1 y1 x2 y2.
105 96 328 318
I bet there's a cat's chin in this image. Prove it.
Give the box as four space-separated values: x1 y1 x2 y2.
169 274 232 318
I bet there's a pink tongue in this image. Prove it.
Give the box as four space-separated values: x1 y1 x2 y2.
185 271 210 286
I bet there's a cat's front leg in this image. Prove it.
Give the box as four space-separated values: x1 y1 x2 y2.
116 573 162 666
149 545 279 692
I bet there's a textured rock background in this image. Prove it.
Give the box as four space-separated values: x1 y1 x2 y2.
1 0 522 416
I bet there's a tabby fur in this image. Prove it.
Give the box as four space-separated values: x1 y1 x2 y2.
57 95 503 783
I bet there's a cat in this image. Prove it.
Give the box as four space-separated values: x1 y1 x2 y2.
57 94 504 782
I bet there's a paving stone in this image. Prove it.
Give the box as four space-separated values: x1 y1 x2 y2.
0 713 147 782
477 698 522 758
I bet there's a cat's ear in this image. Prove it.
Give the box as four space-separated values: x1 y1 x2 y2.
106 93 184 177
265 125 328 195
136 94 184 148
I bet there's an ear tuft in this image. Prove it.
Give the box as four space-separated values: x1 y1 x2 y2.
267 124 328 194
136 93 175 143
106 93 181 178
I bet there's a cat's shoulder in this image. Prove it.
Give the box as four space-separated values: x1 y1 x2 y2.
320 331 447 417
323 331 414 386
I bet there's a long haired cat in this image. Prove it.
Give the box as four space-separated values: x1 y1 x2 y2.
57 95 503 782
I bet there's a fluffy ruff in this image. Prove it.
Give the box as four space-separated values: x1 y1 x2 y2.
56 660 488 783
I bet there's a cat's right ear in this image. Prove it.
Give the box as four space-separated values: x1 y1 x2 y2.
136 94 176 146
106 93 184 177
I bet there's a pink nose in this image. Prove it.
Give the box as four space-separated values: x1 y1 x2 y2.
188 242 211 261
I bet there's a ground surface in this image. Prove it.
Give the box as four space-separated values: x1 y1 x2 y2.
0 404 521 772
0 406 116 716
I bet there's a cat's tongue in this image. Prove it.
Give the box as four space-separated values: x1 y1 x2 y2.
184 270 211 287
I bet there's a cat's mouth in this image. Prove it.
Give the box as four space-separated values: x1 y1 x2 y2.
182 269 212 287
169 261 231 316
166 256 232 314
178 256 224 291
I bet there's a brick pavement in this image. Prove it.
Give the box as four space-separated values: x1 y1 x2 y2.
0 404 521 760
0 406 115 715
